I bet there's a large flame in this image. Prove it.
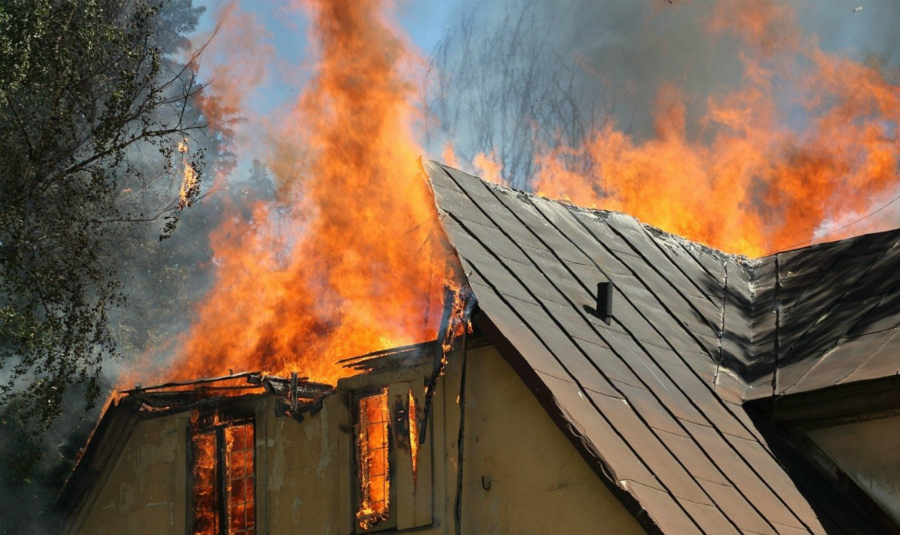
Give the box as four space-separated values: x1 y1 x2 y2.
535 0 900 257
165 0 453 384
150 0 899 388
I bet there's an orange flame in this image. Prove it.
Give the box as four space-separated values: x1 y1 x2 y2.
177 139 200 209
162 0 454 385
357 389 391 529
535 0 900 257
191 430 218 534
408 390 419 486
473 150 505 185
190 415 255 534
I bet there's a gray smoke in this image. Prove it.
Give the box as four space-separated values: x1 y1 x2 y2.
426 0 900 186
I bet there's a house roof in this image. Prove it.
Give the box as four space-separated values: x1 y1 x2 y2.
425 160 896 534
755 231 900 397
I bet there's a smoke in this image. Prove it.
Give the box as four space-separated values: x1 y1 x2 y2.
529 0 900 140
0 2 280 529
0 384 96 534
429 0 900 255
14 0 898 528
192 1 276 174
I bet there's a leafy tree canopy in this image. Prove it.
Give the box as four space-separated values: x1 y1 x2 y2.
0 0 207 432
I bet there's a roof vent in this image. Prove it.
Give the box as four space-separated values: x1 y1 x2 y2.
596 282 614 324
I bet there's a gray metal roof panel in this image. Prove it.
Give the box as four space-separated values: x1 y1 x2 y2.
840 328 900 384
678 497 742 534
628 480 704 533
784 332 890 393
680 421 808 531
696 479 777 535
426 161 886 533
847 291 900 336
535 371 663 488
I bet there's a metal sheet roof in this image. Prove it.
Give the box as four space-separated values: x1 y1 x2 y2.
425 160 890 534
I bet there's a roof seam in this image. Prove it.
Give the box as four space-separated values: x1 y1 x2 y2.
647 229 727 311
566 215 773 434
783 255 900 391
837 328 900 385
430 163 885 533
601 219 724 355
442 176 766 533
459 247 709 532
778 239 899 392
714 255 727 394
678 239 728 289
521 182 849 531
439 202 716 530
580 214 821 533
548 209 798 533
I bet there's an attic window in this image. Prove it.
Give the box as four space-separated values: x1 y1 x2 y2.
191 418 255 535
351 380 433 532
356 389 391 530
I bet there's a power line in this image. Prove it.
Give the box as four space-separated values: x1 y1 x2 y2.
774 186 900 254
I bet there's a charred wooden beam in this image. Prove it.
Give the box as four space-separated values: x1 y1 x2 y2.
120 371 334 413
119 371 263 394
420 285 476 444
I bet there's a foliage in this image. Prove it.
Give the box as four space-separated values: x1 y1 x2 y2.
0 0 206 434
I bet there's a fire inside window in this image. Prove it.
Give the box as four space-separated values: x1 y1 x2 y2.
355 386 424 531
191 420 255 535
356 389 391 530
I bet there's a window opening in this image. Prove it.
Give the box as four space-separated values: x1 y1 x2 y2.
408 391 419 486
192 432 218 534
191 419 255 535
356 389 391 530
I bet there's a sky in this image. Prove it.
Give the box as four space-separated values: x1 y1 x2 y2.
182 0 900 255
189 0 464 178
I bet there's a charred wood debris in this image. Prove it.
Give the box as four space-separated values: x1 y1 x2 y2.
119 285 476 425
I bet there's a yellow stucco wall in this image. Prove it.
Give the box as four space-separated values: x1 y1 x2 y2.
67 412 190 534
255 393 349 533
67 343 645 534
806 415 900 525
458 345 645 535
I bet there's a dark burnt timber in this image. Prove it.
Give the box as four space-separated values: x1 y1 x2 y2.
424 160 897 534
420 285 475 445
121 371 334 413
339 340 442 372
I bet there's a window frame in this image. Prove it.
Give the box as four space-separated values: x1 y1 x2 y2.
187 409 257 535
352 387 397 533
347 375 434 533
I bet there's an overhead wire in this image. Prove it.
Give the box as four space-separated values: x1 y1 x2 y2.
771 184 900 254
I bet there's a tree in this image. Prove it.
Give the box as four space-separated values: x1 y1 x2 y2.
425 0 610 189
0 0 208 434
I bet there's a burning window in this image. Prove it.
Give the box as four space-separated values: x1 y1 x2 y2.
353 381 432 532
191 418 255 535
356 389 391 530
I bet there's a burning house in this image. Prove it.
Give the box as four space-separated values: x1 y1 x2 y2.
59 161 900 534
